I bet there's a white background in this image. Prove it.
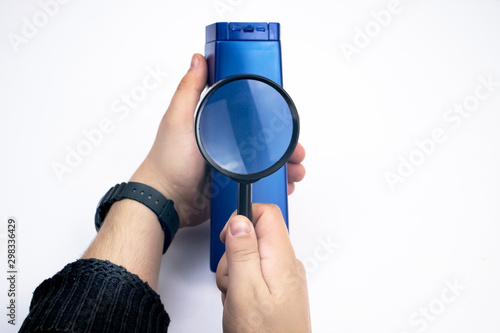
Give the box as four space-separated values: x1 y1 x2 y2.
1 0 500 332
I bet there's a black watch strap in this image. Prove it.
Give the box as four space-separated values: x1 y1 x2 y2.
94 182 179 254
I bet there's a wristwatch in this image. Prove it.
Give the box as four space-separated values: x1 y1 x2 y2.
94 182 179 253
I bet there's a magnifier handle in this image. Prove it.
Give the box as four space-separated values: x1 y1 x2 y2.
237 183 253 223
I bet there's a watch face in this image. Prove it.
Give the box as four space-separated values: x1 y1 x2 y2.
95 184 121 229
97 196 106 209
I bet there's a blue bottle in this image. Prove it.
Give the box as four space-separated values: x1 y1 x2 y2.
205 22 289 272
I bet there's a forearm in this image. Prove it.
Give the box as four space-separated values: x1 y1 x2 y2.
82 198 164 290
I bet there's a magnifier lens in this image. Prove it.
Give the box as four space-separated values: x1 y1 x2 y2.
196 75 299 221
198 78 294 178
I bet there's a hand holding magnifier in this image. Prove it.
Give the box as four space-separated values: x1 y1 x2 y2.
195 74 299 222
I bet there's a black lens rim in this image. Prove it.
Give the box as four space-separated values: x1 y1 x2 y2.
195 74 299 184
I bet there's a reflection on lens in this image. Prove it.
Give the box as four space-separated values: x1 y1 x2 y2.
198 78 293 176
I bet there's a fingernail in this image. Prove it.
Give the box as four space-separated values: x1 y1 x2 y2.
230 218 251 237
190 54 199 69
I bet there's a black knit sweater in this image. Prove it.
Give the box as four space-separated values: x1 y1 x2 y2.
20 259 170 332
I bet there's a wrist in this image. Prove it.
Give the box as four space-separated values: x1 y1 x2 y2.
103 199 163 236
84 199 164 289
130 163 179 207
130 160 193 228
94 181 179 253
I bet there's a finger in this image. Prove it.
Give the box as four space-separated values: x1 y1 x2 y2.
289 142 306 164
219 210 238 243
287 162 306 183
251 204 298 293
287 182 295 195
222 215 266 295
162 53 207 131
216 252 229 294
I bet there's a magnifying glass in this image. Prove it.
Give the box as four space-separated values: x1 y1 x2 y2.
195 74 299 222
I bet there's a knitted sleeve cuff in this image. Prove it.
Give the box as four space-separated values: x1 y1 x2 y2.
20 258 170 333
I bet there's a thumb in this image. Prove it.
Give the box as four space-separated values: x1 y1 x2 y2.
162 53 207 131
224 215 265 292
